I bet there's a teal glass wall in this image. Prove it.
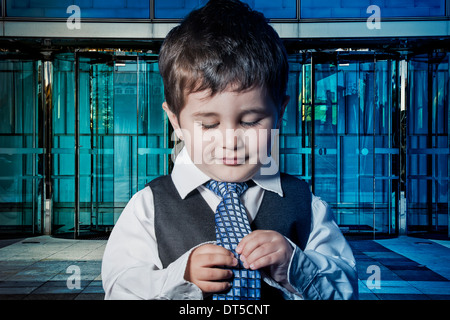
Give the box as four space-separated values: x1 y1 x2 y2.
6 0 150 18
5 0 296 19
52 54 76 235
407 52 449 233
0 56 41 234
281 52 400 235
301 0 446 18
154 0 297 19
0 49 448 238
51 52 168 236
5 1 447 19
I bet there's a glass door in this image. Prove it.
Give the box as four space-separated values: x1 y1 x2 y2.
0 56 41 235
78 53 114 236
282 51 449 238
311 52 399 236
279 55 312 183
407 52 449 235
52 53 76 236
86 53 168 235
52 51 167 238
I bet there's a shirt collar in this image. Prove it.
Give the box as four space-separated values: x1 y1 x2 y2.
171 147 284 199
252 167 283 197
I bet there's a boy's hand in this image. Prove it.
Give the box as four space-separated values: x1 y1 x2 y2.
236 230 293 283
184 244 238 294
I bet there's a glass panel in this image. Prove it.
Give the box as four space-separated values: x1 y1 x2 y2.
154 0 296 19
80 59 114 233
0 57 41 235
52 53 76 235
308 53 399 235
407 53 449 235
279 58 309 179
52 52 167 237
241 0 297 19
301 0 446 18
1 48 447 238
313 58 338 206
6 0 150 18
136 59 168 185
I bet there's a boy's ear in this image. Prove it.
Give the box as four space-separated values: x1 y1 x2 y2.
162 102 183 140
276 95 290 129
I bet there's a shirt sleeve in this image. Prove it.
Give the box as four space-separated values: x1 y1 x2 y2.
101 187 203 300
266 195 359 300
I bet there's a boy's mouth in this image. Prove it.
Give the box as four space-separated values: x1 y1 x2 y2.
222 156 247 166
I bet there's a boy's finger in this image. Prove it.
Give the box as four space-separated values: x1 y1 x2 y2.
197 252 238 268
245 252 278 270
197 267 233 282
198 280 232 293
242 242 274 269
196 243 235 256
236 230 269 258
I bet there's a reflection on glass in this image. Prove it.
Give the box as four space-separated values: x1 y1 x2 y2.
52 54 76 234
309 54 398 235
280 54 400 235
51 53 167 236
0 58 40 234
154 0 296 19
0 50 448 238
6 0 150 18
407 53 449 234
301 0 445 18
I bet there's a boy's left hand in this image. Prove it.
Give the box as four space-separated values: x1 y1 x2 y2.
236 230 293 283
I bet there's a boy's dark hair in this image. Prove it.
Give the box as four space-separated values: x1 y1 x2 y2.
158 0 289 118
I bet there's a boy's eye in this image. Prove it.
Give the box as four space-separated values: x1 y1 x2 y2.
201 123 219 130
241 120 261 127
199 120 261 130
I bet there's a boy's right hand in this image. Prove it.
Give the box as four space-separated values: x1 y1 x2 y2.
184 244 238 294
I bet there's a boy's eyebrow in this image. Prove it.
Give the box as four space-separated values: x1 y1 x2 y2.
192 108 269 118
241 108 270 115
192 111 219 118
193 111 217 117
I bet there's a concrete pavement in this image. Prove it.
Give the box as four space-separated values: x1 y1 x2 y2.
0 234 449 300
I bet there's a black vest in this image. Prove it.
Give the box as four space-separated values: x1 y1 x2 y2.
147 173 312 300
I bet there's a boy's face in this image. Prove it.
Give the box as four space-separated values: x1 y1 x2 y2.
164 86 289 182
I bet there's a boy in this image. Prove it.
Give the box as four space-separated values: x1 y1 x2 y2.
102 0 358 300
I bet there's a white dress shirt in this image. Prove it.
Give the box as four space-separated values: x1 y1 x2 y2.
101 148 358 300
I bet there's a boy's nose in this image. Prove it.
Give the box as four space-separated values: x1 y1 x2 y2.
223 128 243 150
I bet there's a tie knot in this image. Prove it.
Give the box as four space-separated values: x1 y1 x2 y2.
205 180 248 198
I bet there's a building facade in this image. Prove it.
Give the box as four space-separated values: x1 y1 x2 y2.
0 0 449 239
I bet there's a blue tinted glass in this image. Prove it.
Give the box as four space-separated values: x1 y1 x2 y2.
249 0 296 19
0 59 41 235
154 0 208 19
301 0 446 18
6 0 150 18
154 0 296 19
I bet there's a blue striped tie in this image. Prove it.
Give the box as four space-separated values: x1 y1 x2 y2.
205 180 261 300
